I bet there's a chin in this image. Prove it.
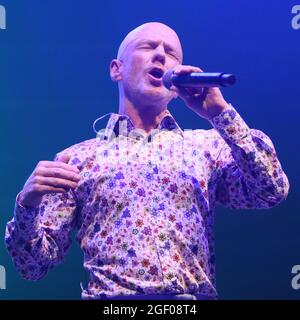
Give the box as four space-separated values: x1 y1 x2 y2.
142 94 168 108
143 86 169 100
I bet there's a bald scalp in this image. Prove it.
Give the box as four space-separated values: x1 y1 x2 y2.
117 22 183 61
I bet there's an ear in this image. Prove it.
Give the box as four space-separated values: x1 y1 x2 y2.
110 59 123 82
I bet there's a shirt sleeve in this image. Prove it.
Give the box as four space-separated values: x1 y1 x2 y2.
209 104 289 209
5 156 78 281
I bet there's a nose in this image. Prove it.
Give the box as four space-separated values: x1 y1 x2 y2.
152 44 166 65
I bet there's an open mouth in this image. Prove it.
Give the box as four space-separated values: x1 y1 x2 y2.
148 67 164 80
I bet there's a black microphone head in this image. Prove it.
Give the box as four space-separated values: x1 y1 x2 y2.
220 73 236 86
162 70 174 90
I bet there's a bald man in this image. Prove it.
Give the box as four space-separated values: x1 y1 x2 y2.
5 22 289 300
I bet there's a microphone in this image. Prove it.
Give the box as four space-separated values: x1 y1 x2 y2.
162 70 236 89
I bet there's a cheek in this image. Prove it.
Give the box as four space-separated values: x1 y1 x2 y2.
166 60 181 71
134 57 146 75
121 52 154 90
125 54 147 77
122 65 138 84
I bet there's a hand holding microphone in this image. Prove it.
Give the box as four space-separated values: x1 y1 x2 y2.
164 65 233 120
163 70 236 89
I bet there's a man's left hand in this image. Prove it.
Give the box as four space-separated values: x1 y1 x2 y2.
170 65 229 120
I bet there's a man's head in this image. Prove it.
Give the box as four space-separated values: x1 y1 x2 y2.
110 22 183 111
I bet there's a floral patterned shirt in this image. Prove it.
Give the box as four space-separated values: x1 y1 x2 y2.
5 104 289 299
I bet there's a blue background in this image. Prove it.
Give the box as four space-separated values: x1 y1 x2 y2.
0 0 299 299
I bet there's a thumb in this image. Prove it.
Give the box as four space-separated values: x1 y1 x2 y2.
56 153 71 163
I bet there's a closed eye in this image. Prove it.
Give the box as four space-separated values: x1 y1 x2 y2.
136 40 180 61
140 46 153 49
167 51 177 58
138 42 156 50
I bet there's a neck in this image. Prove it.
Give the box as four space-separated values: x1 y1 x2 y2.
118 94 167 133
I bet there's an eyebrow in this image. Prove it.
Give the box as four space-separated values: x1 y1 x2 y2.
135 39 175 50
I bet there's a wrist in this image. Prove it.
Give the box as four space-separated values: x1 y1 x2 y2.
206 101 229 120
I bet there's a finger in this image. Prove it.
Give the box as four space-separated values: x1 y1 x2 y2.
37 176 78 189
170 84 203 95
185 87 205 96
169 85 179 93
39 160 80 173
37 167 81 182
176 86 194 98
38 186 69 194
56 153 71 163
173 65 203 75
56 153 81 173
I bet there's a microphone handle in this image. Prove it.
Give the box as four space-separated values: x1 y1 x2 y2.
171 72 236 88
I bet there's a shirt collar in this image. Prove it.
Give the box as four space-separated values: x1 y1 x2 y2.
95 109 183 140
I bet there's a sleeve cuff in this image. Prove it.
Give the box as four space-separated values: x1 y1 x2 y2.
209 103 251 144
14 192 40 237
16 191 34 209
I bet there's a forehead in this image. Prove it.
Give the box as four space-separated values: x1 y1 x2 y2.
118 24 183 59
133 25 180 43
